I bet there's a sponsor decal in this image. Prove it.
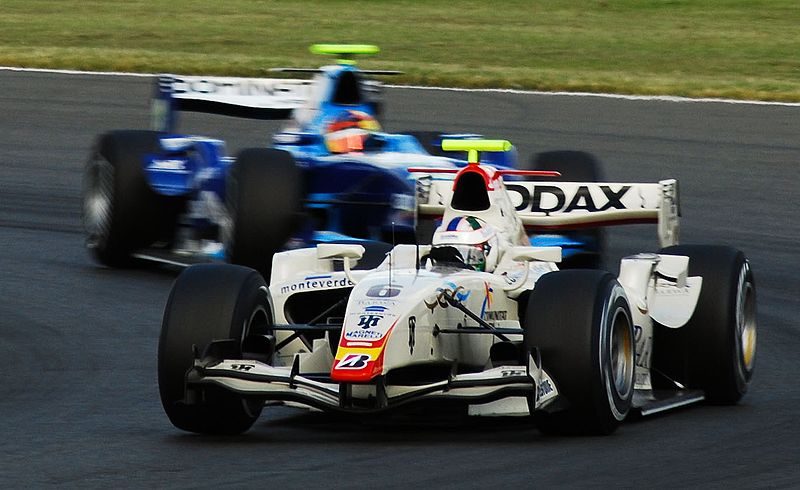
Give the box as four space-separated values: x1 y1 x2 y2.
484 310 508 321
355 299 397 308
148 159 189 173
448 282 471 302
334 321 397 382
364 305 387 313
280 276 354 294
500 368 526 377
357 314 382 329
537 379 554 399
634 325 652 368
335 353 372 370
654 285 692 296
424 282 470 312
230 363 255 372
366 284 402 298
506 184 632 215
408 316 416 355
480 282 493 319
170 76 311 97
344 329 383 340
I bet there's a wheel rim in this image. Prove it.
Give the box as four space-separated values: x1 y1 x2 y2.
84 157 113 249
736 262 757 373
609 306 634 399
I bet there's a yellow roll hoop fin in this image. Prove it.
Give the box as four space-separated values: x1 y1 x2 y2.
441 139 512 164
309 44 380 65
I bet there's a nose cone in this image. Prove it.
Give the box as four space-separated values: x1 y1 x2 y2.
330 268 444 383
331 284 402 383
329 274 417 382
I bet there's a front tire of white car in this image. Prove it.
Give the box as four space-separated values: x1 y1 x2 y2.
524 270 635 435
158 264 271 435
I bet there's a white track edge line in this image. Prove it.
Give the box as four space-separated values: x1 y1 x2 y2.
2 65 799 107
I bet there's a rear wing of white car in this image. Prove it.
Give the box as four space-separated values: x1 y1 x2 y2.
418 178 681 248
151 75 313 132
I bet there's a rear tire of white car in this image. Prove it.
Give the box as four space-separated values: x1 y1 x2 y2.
527 151 606 269
225 148 302 280
158 264 270 434
83 130 184 266
524 270 635 435
652 245 756 404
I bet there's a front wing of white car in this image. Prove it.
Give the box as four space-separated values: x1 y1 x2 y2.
187 355 559 415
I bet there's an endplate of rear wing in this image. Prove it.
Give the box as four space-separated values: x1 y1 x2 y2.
151 74 314 132
418 179 680 247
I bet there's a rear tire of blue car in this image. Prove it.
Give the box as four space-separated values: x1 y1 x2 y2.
225 148 302 280
652 245 756 404
159 264 270 435
524 270 635 435
527 151 605 269
83 130 184 266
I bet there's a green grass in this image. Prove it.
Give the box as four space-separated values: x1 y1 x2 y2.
1 0 799 101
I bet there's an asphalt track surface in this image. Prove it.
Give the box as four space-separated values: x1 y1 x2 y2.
1 70 798 487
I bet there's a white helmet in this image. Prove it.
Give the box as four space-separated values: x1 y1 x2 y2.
431 216 500 272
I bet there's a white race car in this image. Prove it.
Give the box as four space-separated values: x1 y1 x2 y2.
158 140 756 435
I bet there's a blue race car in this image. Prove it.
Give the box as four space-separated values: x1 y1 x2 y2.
83 44 517 276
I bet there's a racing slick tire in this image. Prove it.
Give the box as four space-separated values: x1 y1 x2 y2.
83 130 184 266
158 264 271 434
652 245 756 404
225 148 302 280
524 270 635 435
526 151 606 269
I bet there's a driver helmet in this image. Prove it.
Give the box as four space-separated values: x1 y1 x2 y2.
324 110 381 153
431 216 500 272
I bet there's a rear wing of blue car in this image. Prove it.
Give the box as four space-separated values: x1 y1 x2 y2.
151 75 313 132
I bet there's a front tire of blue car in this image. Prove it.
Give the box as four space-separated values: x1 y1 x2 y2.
158 264 270 435
83 130 184 266
524 270 635 435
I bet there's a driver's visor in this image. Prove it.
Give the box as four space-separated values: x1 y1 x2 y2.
446 243 486 271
